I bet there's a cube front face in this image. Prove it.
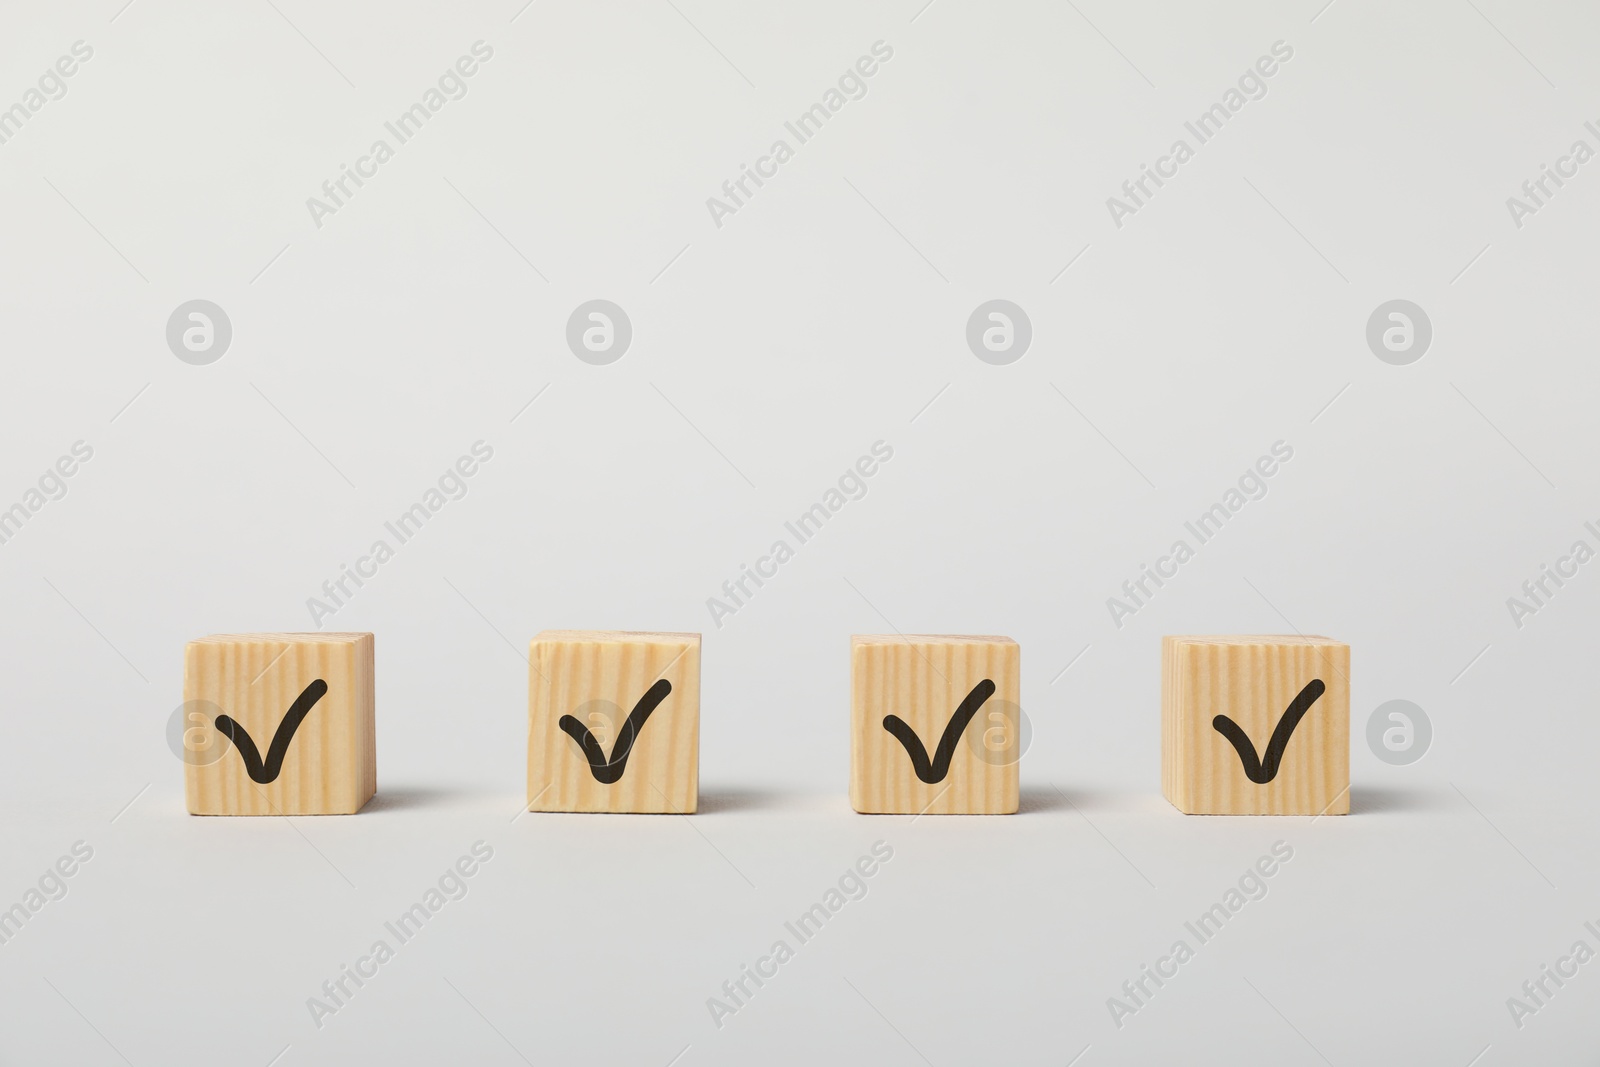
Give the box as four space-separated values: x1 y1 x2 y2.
184 633 376 816
528 631 700 814
1162 636 1349 816
851 635 1020 815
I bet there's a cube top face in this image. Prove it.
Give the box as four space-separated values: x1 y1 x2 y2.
1162 635 1349 816
189 632 372 646
536 630 698 644
852 634 1013 647
184 633 376 816
528 630 700 814
850 635 1020 815
1163 634 1340 647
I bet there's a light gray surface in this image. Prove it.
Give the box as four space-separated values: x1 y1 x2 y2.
1 0 1596 1063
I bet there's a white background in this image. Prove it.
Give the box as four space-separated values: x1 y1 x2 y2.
1 0 1597 1063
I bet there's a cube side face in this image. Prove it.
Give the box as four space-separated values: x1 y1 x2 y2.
1161 636 1182 806
1162 637 1349 815
184 634 375 815
850 636 1019 815
528 632 700 813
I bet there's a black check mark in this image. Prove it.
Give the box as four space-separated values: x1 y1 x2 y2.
881 679 995 784
1211 678 1326 785
214 679 328 785
558 679 672 784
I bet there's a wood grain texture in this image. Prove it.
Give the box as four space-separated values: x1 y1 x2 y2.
184 633 376 816
528 631 700 814
1162 635 1349 815
850 635 1020 815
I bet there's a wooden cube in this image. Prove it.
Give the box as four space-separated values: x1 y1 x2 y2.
528 631 700 814
850 635 1020 815
184 633 376 816
1162 635 1349 815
